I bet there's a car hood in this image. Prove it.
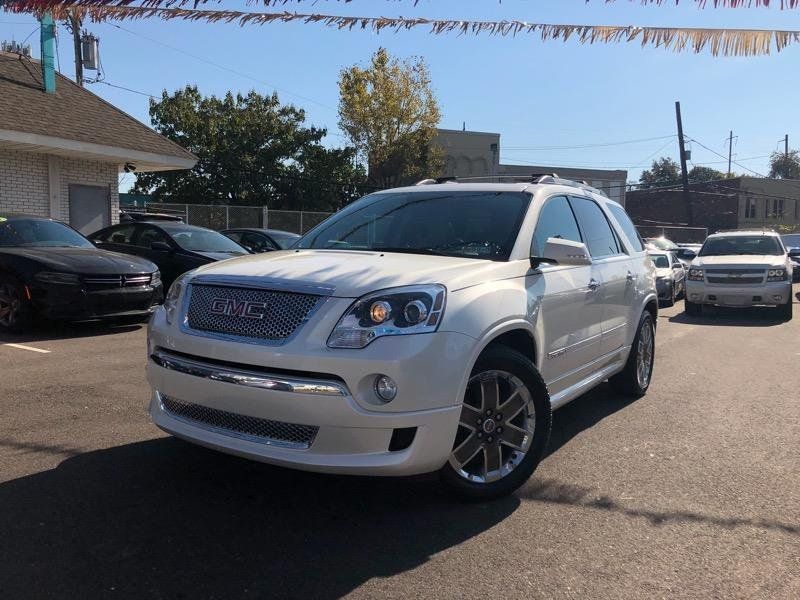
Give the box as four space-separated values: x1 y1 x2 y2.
654 267 674 278
1 247 157 273
189 249 524 298
193 250 249 262
692 255 784 269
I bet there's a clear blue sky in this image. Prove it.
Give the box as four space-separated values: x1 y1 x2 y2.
2 0 799 190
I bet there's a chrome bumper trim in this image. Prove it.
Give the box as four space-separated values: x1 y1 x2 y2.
150 349 348 396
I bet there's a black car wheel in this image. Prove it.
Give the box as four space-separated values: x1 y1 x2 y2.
0 279 33 333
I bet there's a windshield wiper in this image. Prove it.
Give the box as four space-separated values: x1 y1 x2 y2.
371 246 448 257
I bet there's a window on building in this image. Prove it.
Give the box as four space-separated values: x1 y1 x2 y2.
769 199 785 219
744 197 757 219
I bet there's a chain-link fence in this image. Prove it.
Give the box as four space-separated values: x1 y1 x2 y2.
142 203 334 233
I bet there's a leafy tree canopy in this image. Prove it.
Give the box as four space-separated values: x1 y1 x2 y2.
687 165 728 182
338 48 442 188
638 157 681 189
134 86 367 210
768 150 800 179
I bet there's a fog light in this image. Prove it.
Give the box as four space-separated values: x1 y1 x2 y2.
772 295 783 302
375 375 397 402
690 293 700 300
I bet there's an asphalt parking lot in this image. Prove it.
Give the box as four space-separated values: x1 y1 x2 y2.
2 289 799 600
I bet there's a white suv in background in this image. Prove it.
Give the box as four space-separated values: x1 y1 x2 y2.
685 230 794 320
147 177 658 499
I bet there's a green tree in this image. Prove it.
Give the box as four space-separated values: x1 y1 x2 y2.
338 48 443 188
133 86 366 210
638 157 681 189
768 150 800 179
687 165 728 182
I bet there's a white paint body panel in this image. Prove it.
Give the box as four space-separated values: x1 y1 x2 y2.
147 182 657 475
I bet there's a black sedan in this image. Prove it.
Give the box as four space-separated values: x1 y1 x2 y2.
89 221 248 289
221 228 300 253
0 214 163 333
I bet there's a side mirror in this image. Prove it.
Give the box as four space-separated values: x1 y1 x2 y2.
531 238 592 269
672 263 684 269
150 241 172 253
788 248 800 258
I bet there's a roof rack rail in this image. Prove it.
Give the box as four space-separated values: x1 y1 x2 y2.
415 176 458 185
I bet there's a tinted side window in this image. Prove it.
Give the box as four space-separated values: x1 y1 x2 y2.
531 196 583 257
243 232 277 252
224 231 242 243
607 204 644 252
136 226 170 248
97 225 136 244
569 197 621 258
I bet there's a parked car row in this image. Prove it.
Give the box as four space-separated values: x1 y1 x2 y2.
643 231 798 320
0 212 299 332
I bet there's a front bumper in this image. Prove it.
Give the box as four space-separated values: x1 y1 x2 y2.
685 280 792 307
31 282 163 321
146 304 475 476
655 279 675 300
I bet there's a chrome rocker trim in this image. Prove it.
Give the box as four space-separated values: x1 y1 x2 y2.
151 348 348 396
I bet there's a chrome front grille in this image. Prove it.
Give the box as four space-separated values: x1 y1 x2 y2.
707 276 763 284
160 395 319 449
186 284 321 343
83 274 152 288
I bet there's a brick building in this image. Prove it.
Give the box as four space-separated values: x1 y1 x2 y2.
625 176 800 241
0 51 195 233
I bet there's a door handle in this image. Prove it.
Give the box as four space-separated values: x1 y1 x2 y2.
626 271 636 282
587 278 601 292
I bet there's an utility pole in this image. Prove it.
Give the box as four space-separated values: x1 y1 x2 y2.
727 130 734 177
675 101 693 226
67 11 83 86
785 134 789 158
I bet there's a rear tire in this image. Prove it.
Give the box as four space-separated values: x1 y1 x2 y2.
0 278 33 334
684 299 701 316
440 345 552 500
609 311 655 398
662 284 675 307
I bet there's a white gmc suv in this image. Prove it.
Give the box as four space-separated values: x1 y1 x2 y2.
685 230 794 320
147 177 658 499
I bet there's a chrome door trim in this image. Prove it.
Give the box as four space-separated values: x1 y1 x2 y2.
151 348 348 396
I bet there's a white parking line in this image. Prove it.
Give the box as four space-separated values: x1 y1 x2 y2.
2 343 51 354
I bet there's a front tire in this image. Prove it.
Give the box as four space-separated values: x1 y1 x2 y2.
609 311 655 398
0 279 33 333
775 299 793 321
684 299 702 316
662 284 676 307
440 345 552 500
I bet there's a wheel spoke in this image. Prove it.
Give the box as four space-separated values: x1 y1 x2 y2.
451 434 482 467
483 443 502 474
499 423 528 450
498 389 526 421
479 377 500 412
459 403 482 430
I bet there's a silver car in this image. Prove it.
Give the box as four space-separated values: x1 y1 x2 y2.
649 251 686 307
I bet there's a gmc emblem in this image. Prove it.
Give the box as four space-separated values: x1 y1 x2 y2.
209 297 267 320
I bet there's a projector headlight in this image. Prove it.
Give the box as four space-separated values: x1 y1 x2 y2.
164 273 191 325
328 284 446 349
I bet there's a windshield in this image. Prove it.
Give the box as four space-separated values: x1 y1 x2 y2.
699 235 783 257
295 191 531 260
270 233 300 249
781 234 800 248
646 237 678 251
650 254 670 268
165 226 247 254
0 218 94 248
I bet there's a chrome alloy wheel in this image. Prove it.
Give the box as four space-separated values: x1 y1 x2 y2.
448 370 535 484
0 283 21 328
636 319 654 389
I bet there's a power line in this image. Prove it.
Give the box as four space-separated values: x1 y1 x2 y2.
94 80 159 98
108 22 337 113
502 135 676 151
686 135 767 177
